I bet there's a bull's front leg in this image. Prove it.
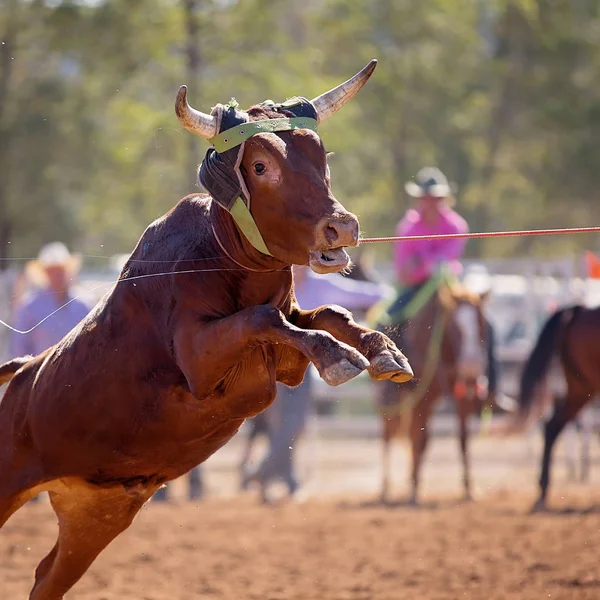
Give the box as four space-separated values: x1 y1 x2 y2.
173 305 370 393
290 305 414 383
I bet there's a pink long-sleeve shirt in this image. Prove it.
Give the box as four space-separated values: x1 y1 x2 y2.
394 206 469 287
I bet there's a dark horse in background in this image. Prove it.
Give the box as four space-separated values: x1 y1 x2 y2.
374 279 492 505
507 305 600 511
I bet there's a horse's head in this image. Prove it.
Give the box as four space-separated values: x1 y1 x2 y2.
439 284 491 409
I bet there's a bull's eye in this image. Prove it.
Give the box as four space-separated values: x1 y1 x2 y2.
253 162 266 175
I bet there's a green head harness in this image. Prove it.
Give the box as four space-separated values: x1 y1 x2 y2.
174 60 378 256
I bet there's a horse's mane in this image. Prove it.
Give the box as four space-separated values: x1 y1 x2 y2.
437 282 484 312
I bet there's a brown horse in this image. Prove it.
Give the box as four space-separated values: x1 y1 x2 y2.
376 282 491 505
507 305 600 510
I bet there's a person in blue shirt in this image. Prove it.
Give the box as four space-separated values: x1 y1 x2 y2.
242 264 393 503
9 242 92 504
10 242 91 358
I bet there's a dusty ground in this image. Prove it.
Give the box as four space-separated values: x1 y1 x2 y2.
1 430 599 599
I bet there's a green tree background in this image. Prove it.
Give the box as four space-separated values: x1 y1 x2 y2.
1 0 599 267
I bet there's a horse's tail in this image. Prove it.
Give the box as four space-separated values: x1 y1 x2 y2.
518 306 582 416
0 356 32 386
490 306 582 436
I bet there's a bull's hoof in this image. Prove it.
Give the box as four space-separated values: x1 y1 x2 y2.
368 353 414 383
322 356 368 386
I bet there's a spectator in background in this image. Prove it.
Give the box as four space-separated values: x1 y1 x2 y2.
242 264 393 504
10 242 91 358
153 465 204 503
238 412 271 491
9 242 92 504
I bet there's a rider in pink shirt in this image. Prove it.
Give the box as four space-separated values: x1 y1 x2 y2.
394 167 468 288
384 167 507 411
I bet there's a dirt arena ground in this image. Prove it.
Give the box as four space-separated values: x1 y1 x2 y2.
2 430 600 599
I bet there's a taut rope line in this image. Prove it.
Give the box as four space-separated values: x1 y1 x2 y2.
360 225 600 244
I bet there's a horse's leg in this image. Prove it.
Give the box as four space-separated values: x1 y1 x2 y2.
534 393 590 512
376 380 402 504
380 416 398 504
563 421 578 482
455 395 472 501
408 397 434 505
580 410 592 483
29 478 156 600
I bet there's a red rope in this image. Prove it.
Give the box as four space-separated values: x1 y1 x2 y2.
360 226 600 244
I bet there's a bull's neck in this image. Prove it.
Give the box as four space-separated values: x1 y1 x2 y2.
210 200 289 274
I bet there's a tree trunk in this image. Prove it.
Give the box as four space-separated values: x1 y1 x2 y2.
184 0 202 190
0 0 18 270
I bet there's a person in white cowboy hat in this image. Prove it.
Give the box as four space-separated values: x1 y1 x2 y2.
9 242 92 359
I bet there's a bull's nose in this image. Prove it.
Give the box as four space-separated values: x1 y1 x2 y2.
325 216 359 247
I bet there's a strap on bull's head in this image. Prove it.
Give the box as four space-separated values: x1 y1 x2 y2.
197 98 319 256
175 60 378 256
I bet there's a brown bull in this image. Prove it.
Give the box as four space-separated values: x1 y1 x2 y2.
0 60 413 599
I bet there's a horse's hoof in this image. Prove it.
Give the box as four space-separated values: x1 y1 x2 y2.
529 498 547 514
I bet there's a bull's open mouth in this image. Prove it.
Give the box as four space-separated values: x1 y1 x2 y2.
309 247 351 274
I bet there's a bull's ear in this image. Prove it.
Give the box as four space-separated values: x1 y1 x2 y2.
310 59 377 123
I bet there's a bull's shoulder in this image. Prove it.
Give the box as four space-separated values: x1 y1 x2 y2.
147 194 212 241
130 195 216 264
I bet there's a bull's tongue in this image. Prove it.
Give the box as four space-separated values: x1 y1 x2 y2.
308 247 350 273
319 247 349 263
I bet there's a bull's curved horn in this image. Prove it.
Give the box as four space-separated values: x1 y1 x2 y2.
175 85 218 139
311 59 378 123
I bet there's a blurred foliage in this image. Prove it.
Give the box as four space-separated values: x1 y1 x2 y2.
1 0 599 266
